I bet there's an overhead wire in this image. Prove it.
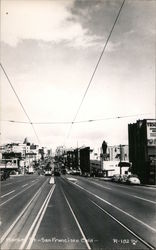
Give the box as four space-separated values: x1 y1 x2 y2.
0 63 41 145
1 113 152 125
65 0 126 141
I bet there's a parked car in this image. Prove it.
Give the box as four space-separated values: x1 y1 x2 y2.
54 170 60 176
81 172 90 177
90 169 104 177
0 170 10 181
44 170 52 176
71 169 81 176
120 175 128 183
66 169 72 175
61 169 66 175
0 170 5 181
126 175 141 185
10 170 18 175
111 174 121 182
96 170 104 177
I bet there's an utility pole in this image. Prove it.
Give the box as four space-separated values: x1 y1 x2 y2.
100 147 103 171
119 144 122 175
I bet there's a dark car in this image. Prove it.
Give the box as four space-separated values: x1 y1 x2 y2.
96 170 104 177
0 170 10 181
111 174 121 182
82 172 90 177
54 170 60 176
0 171 5 181
61 169 66 175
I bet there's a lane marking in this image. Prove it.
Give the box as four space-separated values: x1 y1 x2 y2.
89 180 112 190
67 177 77 182
135 186 156 190
107 181 156 191
22 184 28 188
71 182 156 233
0 180 40 207
20 184 56 250
0 179 48 244
111 183 156 196
63 191 91 250
91 200 155 250
64 176 111 190
13 180 28 183
1 190 15 198
1 183 14 187
131 195 156 204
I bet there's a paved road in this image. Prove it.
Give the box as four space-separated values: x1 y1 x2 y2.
0 174 156 249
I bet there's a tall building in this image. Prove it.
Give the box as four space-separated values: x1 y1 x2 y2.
128 119 156 184
80 147 90 174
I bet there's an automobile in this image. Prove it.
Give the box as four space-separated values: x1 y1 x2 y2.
111 174 121 182
0 170 5 181
71 169 81 176
44 170 52 176
96 170 104 177
61 169 66 175
120 175 128 183
54 170 60 176
10 170 19 175
66 169 72 175
0 170 10 181
81 172 90 177
126 175 141 185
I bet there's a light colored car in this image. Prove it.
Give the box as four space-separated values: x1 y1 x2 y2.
126 175 141 185
44 170 52 176
71 169 81 176
66 169 72 175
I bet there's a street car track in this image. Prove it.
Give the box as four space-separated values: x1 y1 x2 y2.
0 178 49 245
63 177 156 250
73 182 156 232
19 184 56 250
1 190 15 198
0 180 40 207
62 190 91 250
91 200 155 250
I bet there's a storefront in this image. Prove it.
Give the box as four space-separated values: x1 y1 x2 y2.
128 119 156 184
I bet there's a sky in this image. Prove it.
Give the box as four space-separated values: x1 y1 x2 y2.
0 0 155 151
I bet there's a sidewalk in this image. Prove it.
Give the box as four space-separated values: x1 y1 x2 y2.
142 184 156 188
10 174 25 178
99 177 156 188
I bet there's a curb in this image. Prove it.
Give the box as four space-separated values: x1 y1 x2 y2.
99 178 156 187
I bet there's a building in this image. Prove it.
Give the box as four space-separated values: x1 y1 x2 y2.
55 146 66 157
0 138 41 173
90 148 101 161
128 119 156 184
80 147 90 175
107 145 129 162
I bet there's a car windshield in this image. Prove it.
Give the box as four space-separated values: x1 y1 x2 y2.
129 175 138 178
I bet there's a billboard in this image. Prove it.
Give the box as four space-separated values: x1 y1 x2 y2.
0 159 18 169
147 120 156 146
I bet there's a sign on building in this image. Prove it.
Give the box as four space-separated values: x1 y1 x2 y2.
147 120 156 146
